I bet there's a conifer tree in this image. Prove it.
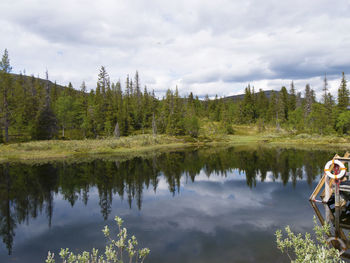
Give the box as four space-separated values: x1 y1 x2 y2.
322 74 329 105
338 72 349 110
288 81 296 112
279 86 289 121
166 86 185 135
12 73 26 135
75 81 88 137
304 84 314 117
32 71 58 140
267 91 278 124
256 89 269 121
55 89 75 137
0 49 13 142
240 85 256 123
322 74 334 114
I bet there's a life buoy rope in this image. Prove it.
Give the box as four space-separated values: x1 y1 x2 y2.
324 159 347 179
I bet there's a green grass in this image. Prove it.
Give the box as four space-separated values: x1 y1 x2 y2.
0 135 191 162
2 125 350 163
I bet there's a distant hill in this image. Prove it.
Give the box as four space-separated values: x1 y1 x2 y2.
10 73 67 89
10 73 282 102
224 90 278 101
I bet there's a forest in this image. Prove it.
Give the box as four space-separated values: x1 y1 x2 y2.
1 48 350 143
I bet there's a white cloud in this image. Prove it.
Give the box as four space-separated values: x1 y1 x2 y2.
1 0 350 98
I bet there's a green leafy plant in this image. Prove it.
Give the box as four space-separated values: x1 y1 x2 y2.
276 216 344 263
46 216 150 263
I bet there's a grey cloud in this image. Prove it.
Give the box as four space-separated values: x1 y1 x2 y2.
1 0 350 97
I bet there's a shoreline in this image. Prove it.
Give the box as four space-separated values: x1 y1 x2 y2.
1 133 350 163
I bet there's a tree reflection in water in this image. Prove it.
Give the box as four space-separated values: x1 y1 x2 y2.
0 146 337 255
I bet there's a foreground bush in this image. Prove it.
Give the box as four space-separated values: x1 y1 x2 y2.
276 217 344 262
46 216 150 263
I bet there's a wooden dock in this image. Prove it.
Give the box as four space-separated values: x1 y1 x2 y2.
310 152 350 207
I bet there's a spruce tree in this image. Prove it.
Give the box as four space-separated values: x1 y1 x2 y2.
304 84 314 117
256 89 268 121
32 71 58 140
296 92 302 108
267 91 278 127
288 81 296 112
0 49 13 142
279 86 289 121
76 81 88 137
55 89 75 137
240 85 255 123
338 72 349 110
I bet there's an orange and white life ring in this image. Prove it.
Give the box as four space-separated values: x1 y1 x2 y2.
324 159 346 179
326 236 346 255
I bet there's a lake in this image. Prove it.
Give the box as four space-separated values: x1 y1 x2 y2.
0 146 341 262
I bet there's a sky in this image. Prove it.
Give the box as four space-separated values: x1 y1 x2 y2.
1 0 350 99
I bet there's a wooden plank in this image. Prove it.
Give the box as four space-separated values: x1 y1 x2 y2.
321 177 334 198
335 157 350 161
309 173 326 201
324 176 333 202
310 201 325 225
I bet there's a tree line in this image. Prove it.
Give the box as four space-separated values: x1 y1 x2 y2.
237 73 350 134
1 49 350 142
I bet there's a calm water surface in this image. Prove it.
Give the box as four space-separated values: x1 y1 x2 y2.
0 146 341 262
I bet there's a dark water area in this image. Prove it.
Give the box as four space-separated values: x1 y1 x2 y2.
0 146 343 262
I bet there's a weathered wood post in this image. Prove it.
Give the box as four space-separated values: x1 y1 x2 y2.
335 206 340 237
324 175 331 202
335 179 340 207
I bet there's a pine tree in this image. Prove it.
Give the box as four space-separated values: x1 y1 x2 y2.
75 81 88 137
55 89 75 137
279 86 289 121
12 73 26 136
166 86 185 135
288 81 296 112
32 71 58 140
322 73 334 114
0 49 13 142
267 91 278 124
98 66 109 95
338 72 349 110
256 89 269 121
322 74 329 105
240 85 256 123
304 84 314 117
94 67 110 135
133 71 142 130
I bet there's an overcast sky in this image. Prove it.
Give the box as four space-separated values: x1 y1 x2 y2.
1 0 350 98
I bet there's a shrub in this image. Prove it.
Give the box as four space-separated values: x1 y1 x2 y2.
46 216 150 263
276 217 344 262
